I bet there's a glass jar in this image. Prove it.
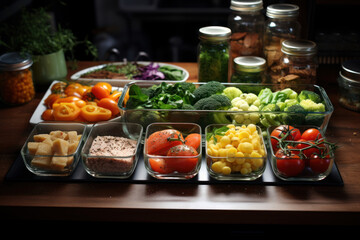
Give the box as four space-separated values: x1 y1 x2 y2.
274 39 317 86
231 56 267 84
198 26 231 83
264 3 301 78
228 0 265 75
0 52 35 106
337 59 360 112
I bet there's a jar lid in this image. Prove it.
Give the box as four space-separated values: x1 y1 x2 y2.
266 4 299 18
341 59 360 82
199 26 231 41
281 39 317 56
230 0 263 11
0 52 33 71
233 56 266 72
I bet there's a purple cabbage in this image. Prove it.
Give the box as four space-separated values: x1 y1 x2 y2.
133 62 165 80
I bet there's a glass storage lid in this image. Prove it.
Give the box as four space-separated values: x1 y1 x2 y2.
230 0 263 11
266 3 299 18
281 39 317 56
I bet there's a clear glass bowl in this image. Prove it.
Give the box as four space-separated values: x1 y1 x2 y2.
205 123 267 181
267 125 335 181
144 122 202 180
118 82 334 133
81 121 143 179
21 122 87 176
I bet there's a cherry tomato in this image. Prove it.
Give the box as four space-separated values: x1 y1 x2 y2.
97 98 120 116
185 133 201 151
275 148 305 177
310 154 331 174
270 125 301 152
91 82 112 99
108 90 122 101
41 109 54 121
44 93 66 108
146 129 184 156
148 158 173 174
301 128 323 141
166 144 199 173
65 83 88 97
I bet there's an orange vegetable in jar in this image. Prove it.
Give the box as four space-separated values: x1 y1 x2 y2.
91 82 112 99
80 105 112 122
97 98 120 116
52 102 81 121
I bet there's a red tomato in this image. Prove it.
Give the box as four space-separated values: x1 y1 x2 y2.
185 133 201 151
310 154 331 174
301 128 323 141
146 129 185 156
148 158 173 174
296 140 320 159
166 144 199 173
91 82 112 99
275 148 305 177
270 125 301 152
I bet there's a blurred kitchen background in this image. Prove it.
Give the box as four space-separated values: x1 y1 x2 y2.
1 0 359 64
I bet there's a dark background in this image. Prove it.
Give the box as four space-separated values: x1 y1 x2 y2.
1 0 360 64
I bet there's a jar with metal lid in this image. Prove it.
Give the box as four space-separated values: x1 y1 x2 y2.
228 0 265 75
198 26 231 83
264 4 301 71
273 39 317 86
337 59 360 112
231 56 267 84
0 52 35 105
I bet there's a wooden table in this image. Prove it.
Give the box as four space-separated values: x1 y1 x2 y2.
1 62 359 233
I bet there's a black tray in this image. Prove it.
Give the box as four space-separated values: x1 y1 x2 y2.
5 148 343 186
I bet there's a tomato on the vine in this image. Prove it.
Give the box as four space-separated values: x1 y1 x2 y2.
166 144 199 173
309 154 331 174
146 129 184 156
301 128 323 141
148 158 173 174
271 125 301 152
185 133 201 151
275 148 305 177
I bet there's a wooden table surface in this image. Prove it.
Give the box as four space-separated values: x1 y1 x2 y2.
1 62 359 230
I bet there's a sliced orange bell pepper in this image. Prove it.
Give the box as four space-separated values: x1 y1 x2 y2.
52 96 86 108
80 105 112 122
53 102 81 121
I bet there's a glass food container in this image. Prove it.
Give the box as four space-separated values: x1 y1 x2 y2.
230 56 267 84
267 125 335 181
264 4 301 81
81 122 143 179
143 122 202 180
119 82 333 133
206 123 267 181
337 59 360 112
228 0 265 75
21 122 86 176
198 26 231 83
0 52 35 106
273 39 318 85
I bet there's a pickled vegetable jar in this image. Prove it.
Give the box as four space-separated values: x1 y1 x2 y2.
275 39 318 85
198 26 231 83
230 56 267 84
228 0 264 75
0 52 35 105
264 3 301 79
337 59 360 112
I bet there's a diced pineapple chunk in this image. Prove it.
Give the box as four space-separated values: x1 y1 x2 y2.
31 157 51 169
66 131 78 143
52 139 69 156
35 142 52 155
51 155 68 170
27 142 39 155
33 134 50 142
50 130 67 140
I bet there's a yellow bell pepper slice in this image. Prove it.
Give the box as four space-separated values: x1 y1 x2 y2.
52 102 81 121
80 105 112 122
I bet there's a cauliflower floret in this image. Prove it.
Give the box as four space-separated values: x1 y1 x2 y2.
244 93 258 105
230 94 260 124
231 97 249 111
222 87 242 100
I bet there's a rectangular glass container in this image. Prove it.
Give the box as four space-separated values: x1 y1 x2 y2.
21 122 86 176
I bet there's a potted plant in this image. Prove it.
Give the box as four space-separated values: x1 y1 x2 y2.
0 7 97 88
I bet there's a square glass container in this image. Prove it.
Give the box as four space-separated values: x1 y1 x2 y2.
205 123 267 181
118 82 334 133
267 125 335 181
21 122 86 176
81 121 143 179
144 122 202 180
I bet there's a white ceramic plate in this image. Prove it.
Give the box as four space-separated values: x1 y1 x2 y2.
70 61 189 87
29 80 123 125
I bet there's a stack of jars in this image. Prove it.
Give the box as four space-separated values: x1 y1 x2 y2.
197 0 318 86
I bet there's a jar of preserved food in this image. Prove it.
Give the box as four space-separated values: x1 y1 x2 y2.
198 26 231 83
337 59 360 112
264 3 301 80
0 52 35 105
274 39 317 86
231 56 267 84
228 0 265 75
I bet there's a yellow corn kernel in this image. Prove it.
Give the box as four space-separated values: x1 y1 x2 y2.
235 151 244 158
218 148 228 157
239 142 253 153
222 166 232 175
220 135 231 147
251 158 263 168
238 130 250 139
236 158 245 165
250 151 262 158
240 167 250 175
227 124 236 129
227 157 236 163
247 124 257 133
227 147 237 157
211 161 224 173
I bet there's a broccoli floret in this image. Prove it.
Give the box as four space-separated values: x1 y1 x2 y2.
298 90 322 103
222 87 242 100
280 88 298 99
305 114 325 126
282 104 306 125
181 103 195 110
193 81 225 102
299 99 325 112
259 103 281 127
194 94 231 110
177 82 196 93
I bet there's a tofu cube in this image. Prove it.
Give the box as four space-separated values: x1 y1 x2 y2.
33 134 50 142
27 142 39 155
52 139 69 156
